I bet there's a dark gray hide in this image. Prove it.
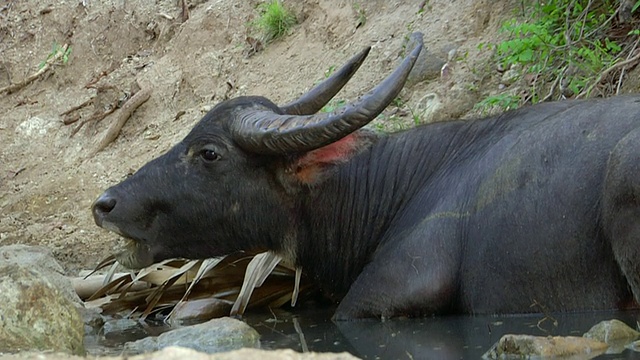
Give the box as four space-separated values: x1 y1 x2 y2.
92 44 640 319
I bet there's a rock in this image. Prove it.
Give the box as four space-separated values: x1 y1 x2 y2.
583 319 639 353
626 339 640 352
14 116 58 138
0 245 100 337
170 298 234 324
500 68 520 86
0 264 84 355
0 245 81 306
130 347 359 360
414 93 443 124
123 317 260 355
102 318 146 338
404 32 447 86
483 334 608 359
0 346 359 359
584 319 639 343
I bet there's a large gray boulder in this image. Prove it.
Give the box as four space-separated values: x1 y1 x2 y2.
0 263 84 355
0 245 81 306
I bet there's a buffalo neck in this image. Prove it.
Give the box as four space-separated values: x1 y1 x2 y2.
293 119 495 299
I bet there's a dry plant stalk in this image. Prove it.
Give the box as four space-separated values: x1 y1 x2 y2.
81 252 310 321
0 44 69 95
92 85 151 154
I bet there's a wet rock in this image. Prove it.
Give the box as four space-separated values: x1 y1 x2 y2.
583 319 639 353
584 319 639 342
404 32 447 86
123 317 260 355
0 346 359 359
102 318 146 338
626 339 640 352
483 334 608 359
0 264 84 355
170 298 234 323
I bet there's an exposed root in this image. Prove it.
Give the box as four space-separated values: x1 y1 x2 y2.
180 0 189 22
92 84 151 155
0 43 69 95
70 97 118 137
60 97 94 116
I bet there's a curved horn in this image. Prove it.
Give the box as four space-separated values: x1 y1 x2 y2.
279 47 371 115
232 44 423 154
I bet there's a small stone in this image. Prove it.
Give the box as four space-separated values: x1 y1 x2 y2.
500 69 520 86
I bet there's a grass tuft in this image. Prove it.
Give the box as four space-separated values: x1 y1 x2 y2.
254 0 297 43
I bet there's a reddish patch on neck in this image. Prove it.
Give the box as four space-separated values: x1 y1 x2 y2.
294 133 360 184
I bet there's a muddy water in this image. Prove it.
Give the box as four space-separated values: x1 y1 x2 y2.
87 305 640 359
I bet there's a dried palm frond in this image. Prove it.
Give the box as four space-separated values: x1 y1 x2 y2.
75 251 314 323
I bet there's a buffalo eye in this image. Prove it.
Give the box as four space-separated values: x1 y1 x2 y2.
199 148 221 162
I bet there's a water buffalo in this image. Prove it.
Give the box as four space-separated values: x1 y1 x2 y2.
92 42 640 320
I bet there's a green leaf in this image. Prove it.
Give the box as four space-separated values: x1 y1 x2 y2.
519 48 534 62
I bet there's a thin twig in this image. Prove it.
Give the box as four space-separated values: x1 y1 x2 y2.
541 66 566 102
71 104 117 136
617 37 640 95
92 86 151 154
292 317 309 353
578 50 640 98
60 97 94 116
0 43 69 95
84 63 118 89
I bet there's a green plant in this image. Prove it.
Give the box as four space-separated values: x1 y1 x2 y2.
353 3 366 28
321 99 347 113
39 42 72 69
253 1 297 43
479 0 639 109
475 94 521 114
324 65 336 78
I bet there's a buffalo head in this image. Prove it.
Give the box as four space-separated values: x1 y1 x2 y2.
92 44 422 269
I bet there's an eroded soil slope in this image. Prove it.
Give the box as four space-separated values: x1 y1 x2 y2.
0 0 514 273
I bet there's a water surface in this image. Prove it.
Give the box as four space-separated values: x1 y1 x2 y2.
244 306 640 359
87 304 640 359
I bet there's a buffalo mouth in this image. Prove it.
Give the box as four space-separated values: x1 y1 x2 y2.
97 218 155 269
112 236 154 269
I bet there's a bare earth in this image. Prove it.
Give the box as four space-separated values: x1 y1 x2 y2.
0 0 536 274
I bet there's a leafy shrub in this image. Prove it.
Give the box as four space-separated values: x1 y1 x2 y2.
478 0 640 111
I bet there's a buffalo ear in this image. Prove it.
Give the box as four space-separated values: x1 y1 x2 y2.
285 129 379 186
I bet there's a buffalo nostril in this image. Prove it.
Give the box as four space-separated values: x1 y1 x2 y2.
92 193 117 224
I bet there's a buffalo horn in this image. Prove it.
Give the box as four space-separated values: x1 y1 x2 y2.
232 44 423 155
279 47 371 115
